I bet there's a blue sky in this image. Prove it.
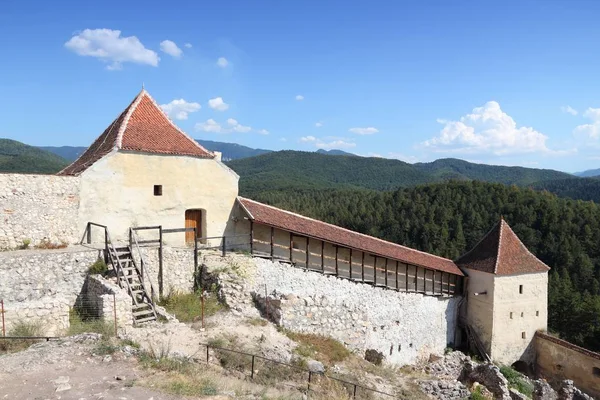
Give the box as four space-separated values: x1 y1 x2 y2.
2 0 600 172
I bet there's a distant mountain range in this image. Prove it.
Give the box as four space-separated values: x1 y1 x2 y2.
227 151 574 196
0 139 68 174
574 168 600 178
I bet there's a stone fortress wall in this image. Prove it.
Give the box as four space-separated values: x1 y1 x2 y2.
0 173 81 250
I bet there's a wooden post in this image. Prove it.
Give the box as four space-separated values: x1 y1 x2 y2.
270 227 274 260
395 261 399 291
289 232 293 262
433 270 437 295
305 237 310 270
201 287 205 329
222 236 227 257
113 294 118 337
361 252 365 282
251 355 256 379
128 228 132 249
1 299 5 337
349 249 353 279
193 227 198 278
405 264 409 292
385 258 388 288
335 246 339 275
321 241 325 273
414 266 418 292
104 228 109 264
373 256 377 286
86 222 91 244
250 221 254 255
158 226 163 299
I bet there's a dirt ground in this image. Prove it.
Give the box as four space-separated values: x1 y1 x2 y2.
0 334 186 400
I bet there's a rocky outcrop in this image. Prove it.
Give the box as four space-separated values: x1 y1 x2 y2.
459 360 512 400
557 380 594 400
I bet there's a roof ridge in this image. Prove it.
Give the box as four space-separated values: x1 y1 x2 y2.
136 89 213 157
116 89 146 149
455 218 501 265
499 219 551 272
494 219 504 274
238 196 455 263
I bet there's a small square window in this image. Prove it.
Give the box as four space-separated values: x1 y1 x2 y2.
593 367 600 377
519 285 523 294
510 312 513 319
521 312 524 318
536 311 540 317
522 332 526 339
154 185 162 196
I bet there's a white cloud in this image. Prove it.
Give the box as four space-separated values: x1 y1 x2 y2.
65 28 159 70
195 119 222 133
160 99 201 120
208 97 229 111
349 127 378 135
184 43 192 48
196 118 266 135
300 135 355 149
295 95 304 101
280 137 287 142
227 118 251 133
561 105 578 116
422 101 555 155
574 107 600 139
315 122 323 128
217 57 229 68
160 40 183 58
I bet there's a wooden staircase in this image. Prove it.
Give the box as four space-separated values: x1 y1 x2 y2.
108 245 157 324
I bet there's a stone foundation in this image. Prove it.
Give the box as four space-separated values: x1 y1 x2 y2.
78 275 133 334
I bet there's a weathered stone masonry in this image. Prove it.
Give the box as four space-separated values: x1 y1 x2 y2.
0 173 81 250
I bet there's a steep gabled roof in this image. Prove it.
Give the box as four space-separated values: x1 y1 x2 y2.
58 89 213 176
456 218 550 275
237 197 464 276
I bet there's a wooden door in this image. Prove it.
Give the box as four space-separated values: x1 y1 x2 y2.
185 209 202 244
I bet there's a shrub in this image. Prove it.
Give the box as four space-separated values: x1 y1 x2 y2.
470 385 486 400
499 365 534 398
68 308 115 337
35 239 68 249
158 290 225 322
285 331 350 364
19 239 31 250
0 321 44 354
87 259 108 275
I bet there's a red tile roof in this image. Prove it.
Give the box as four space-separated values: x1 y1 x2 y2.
58 90 213 176
456 219 550 275
238 197 464 276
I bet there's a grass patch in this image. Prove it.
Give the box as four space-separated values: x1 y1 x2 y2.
499 366 534 398
284 331 350 365
158 290 225 323
19 238 31 250
35 239 68 249
138 341 193 374
93 340 120 355
0 321 44 354
208 336 252 372
470 385 486 400
162 375 219 396
246 317 268 327
68 308 115 337
87 259 108 275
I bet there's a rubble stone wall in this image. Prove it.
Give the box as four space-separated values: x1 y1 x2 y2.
536 332 600 399
0 247 101 335
80 275 133 334
138 246 196 296
0 173 81 250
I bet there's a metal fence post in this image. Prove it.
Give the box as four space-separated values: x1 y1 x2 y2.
353 384 358 398
251 355 255 379
307 371 312 392
222 236 227 257
86 222 91 244
1 299 5 337
206 344 210 364
113 294 118 337
201 287 205 329
158 225 163 299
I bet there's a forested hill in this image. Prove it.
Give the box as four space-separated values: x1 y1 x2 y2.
228 151 573 195
251 181 600 351
0 139 69 174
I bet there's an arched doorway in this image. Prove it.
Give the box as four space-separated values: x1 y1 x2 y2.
185 209 205 244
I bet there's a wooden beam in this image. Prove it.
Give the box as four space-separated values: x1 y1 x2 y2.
305 237 309 270
395 261 399 291
385 258 388 288
289 232 293 263
361 252 365 282
373 256 377 286
321 240 325 273
270 226 274 260
405 264 409 292
335 245 339 275
414 266 418 292
250 220 254 255
349 248 353 279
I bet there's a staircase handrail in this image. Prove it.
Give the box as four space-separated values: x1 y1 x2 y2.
130 228 158 303
105 228 138 306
